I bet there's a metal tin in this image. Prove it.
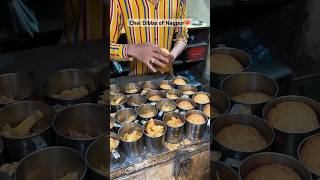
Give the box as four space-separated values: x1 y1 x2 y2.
0 171 11 180
155 98 176 119
143 119 167 153
179 84 197 97
114 108 137 125
86 135 109 180
14 146 87 180
210 47 251 89
137 104 158 122
53 103 108 154
221 72 279 116
212 114 275 164
109 132 120 163
145 90 164 103
142 81 158 90
126 94 147 109
185 110 209 141
263 95 320 157
0 101 54 162
124 83 141 94
172 76 189 89
159 80 173 90
297 133 320 179
163 112 186 143
211 161 240 180
192 91 210 110
165 89 182 100
239 152 312 180
118 122 144 158
110 84 121 93
176 98 196 113
211 88 231 119
110 93 127 113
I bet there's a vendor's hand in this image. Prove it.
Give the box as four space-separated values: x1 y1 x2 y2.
127 43 170 72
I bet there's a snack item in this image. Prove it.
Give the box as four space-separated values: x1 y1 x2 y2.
178 100 194 110
52 86 88 100
187 113 205 125
118 114 135 124
232 91 272 104
167 116 183 128
166 93 179 100
173 78 187 86
245 164 301 180
149 95 162 101
122 130 142 142
140 111 156 118
267 101 319 133
111 96 124 105
160 83 172 90
193 93 210 104
157 48 173 74
145 119 164 137
160 104 174 112
110 137 119 152
203 104 210 117
216 124 267 152
211 54 244 74
300 135 320 175
182 90 195 95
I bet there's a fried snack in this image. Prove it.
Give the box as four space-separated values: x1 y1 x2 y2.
126 87 138 94
167 116 183 128
122 130 142 142
148 95 162 101
59 172 79 180
118 114 135 124
203 105 210 117
110 137 119 152
193 93 210 104
68 130 92 139
300 135 320 175
187 114 205 125
0 95 14 104
267 101 319 133
156 48 173 74
52 86 88 100
232 91 272 104
140 111 156 118
173 78 187 86
160 83 172 90
245 164 301 180
160 104 174 112
166 93 179 100
211 54 244 74
1 110 43 137
178 101 194 110
182 90 195 95
111 96 124 105
216 124 267 152
146 119 164 137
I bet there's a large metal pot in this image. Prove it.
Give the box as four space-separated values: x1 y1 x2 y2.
15 146 87 180
212 114 275 165
86 135 108 180
143 119 167 153
211 88 231 119
53 103 108 154
263 96 320 157
211 161 240 180
239 152 312 180
41 69 100 105
221 72 279 116
0 73 35 107
0 171 12 180
210 47 251 89
0 101 54 162
118 122 144 158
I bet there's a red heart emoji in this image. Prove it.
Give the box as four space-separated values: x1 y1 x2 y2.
184 19 191 25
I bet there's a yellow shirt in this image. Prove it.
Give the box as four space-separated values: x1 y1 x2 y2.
110 0 188 75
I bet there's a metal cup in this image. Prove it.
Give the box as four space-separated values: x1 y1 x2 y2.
185 110 208 141
179 84 197 97
14 146 87 180
172 76 189 89
110 93 127 113
137 104 158 123
118 122 144 158
124 83 141 94
145 90 164 104
163 112 186 143
143 119 167 153
110 84 121 93
109 132 120 162
165 89 182 100
156 98 176 119
192 91 210 110
159 80 173 90
142 81 158 90
176 98 196 113
114 108 137 125
239 152 312 180
126 94 147 109
0 101 54 162
53 103 108 154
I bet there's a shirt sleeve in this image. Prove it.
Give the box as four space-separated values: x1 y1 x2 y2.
174 0 189 45
110 0 128 61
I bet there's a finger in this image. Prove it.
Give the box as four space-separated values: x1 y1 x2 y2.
152 53 170 63
146 62 157 72
153 58 166 68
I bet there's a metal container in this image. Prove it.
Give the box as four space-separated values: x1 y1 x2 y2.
239 152 312 180
86 135 109 180
0 73 36 107
297 133 320 179
0 101 54 162
176 98 196 113
118 122 144 158
145 90 164 103
179 84 197 97
211 88 231 119
143 119 167 153
159 80 173 90
0 171 12 180
126 94 147 109
15 146 87 180
53 103 108 154
210 47 251 89
172 76 189 89
114 108 137 125
124 83 141 94
165 89 182 100
221 72 279 116
142 81 158 90
110 84 121 93
211 161 240 180
109 132 120 163
192 91 210 110
163 112 186 143
185 110 209 141
156 98 176 119
137 104 158 122
110 93 127 113
263 95 320 156
212 114 275 164
41 69 100 105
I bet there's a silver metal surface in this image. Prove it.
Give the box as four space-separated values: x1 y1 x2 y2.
143 119 167 153
159 80 173 90
110 84 121 93
172 76 189 89
156 98 176 119
114 108 137 125
163 112 186 143
145 90 164 103
137 104 158 121
192 91 210 110
110 93 127 113
118 122 144 158
176 98 196 113
211 88 231 119
126 94 147 109
142 81 158 90
165 89 182 100
124 83 141 94
185 110 208 141
179 84 197 97
212 161 240 180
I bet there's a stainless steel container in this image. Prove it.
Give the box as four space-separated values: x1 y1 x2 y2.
110 93 127 113
0 171 12 180
145 90 164 103
172 76 189 89
263 95 320 157
211 47 251 89
143 119 167 153
159 80 173 90
185 110 209 141
110 84 121 93
41 69 100 105
163 112 186 143
221 72 279 116
192 91 210 110
126 94 147 109
109 132 120 163
211 161 240 180
15 146 87 180
165 89 182 100
297 133 320 179
137 104 158 122
212 114 275 164
142 81 158 90
239 152 312 180
0 101 54 161
86 135 109 180
211 88 231 119
124 83 141 94
53 103 108 154
176 98 196 113
114 108 137 125
0 73 36 107
156 98 176 119
118 122 144 158
179 84 197 97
